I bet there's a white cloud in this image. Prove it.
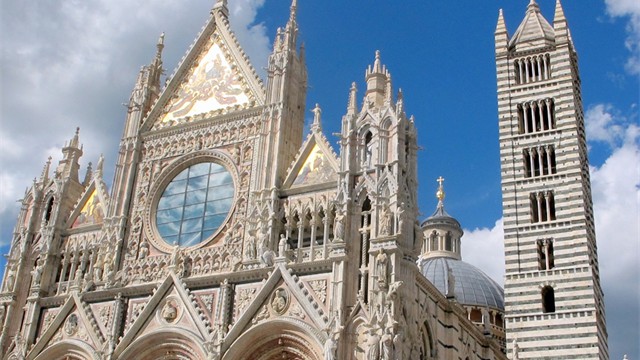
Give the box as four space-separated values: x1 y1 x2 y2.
0 0 270 245
606 0 640 74
585 104 625 146
462 219 505 286
590 119 640 358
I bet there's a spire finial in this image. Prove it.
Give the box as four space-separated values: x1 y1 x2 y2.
347 82 358 114
311 103 322 132
40 156 52 183
212 0 229 16
373 50 382 72
553 0 567 25
96 154 104 176
496 8 507 34
436 176 445 202
157 33 165 53
288 0 298 26
527 0 540 11
69 127 80 149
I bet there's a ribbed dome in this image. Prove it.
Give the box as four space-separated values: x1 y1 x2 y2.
420 202 461 229
419 257 504 310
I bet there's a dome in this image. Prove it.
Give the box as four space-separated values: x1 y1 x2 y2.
420 203 461 229
419 257 504 310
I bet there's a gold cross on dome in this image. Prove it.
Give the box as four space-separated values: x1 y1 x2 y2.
436 176 445 201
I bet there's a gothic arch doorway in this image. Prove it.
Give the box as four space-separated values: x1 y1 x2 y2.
34 340 97 360
117 329 207 360
223 320 322 360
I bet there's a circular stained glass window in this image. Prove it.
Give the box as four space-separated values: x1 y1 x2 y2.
156 162 234 247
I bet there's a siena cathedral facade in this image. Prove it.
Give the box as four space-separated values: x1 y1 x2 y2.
0 1 608 359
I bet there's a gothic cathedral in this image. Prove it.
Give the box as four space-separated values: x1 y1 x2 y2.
0 1 607 359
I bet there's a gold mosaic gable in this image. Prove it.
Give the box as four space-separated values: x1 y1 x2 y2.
292 144 337 186
70 188 104 228
157 31 256 127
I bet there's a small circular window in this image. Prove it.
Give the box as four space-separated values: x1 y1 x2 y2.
155 162 234 247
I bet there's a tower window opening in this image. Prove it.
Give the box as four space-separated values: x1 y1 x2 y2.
532 148 541 176
517 105 525 134
537 239 555 270
547 191 556 221
541 148 549 175
518 99 556 134
542 286 556 313
530 193 539 223
445 232 453 251
363 130 373 168
523 149 532 177
360 197 372 267
44 197 54 224
524 146 556 178
514 54 550 85
430 231 438 252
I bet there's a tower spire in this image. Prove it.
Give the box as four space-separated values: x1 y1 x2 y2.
289 0 298 25
553 0 572 44
495 9 507 35
365 51 390 107
39 156 52 184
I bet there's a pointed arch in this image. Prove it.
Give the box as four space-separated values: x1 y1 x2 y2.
222 319 323 360
118 327 207 360
33 339 98 360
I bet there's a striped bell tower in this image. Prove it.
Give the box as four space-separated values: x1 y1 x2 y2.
495 1 608 359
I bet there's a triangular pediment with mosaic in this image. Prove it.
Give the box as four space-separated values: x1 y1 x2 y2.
113 272 212 358
66 178 109 230
29 293 105 357
283 130 340 189
146 8 265 131
224 264 329 350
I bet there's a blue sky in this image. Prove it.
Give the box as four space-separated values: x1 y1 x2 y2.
1 0 638 358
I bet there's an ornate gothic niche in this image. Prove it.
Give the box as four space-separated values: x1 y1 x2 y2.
143 150 239 253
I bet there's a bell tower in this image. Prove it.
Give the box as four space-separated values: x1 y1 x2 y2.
495 1 608 358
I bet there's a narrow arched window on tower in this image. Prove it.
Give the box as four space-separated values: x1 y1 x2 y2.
380 119 392 164
523 149 532 177
541 286 556 313
547 191 556 221
530 193 539 223
537 239 556 270
445 232 452 251
517 104 525 134
430 231 438 251
363 131 373 168
44 197 54 224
